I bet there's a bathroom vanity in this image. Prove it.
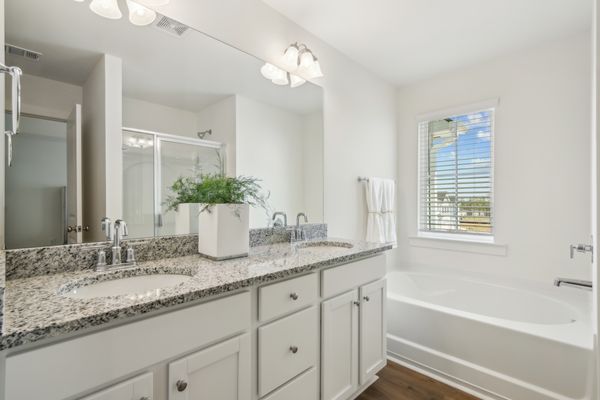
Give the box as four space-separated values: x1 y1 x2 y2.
0 237 390 400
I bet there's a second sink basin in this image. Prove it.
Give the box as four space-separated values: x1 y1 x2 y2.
295 240 354 253
63 274 192 300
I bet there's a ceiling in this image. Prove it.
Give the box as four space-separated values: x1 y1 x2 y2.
5 0 322 115
263 0 593 86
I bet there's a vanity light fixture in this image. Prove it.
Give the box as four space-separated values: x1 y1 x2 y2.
125 136 153 149
76 0 169 26
260 42 323 88
89 0 122 20
126 0 157 26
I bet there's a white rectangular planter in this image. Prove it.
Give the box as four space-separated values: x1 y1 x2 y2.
197 203 249 260
174 203 200 235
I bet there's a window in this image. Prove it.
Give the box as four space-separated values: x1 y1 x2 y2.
418 107 494 239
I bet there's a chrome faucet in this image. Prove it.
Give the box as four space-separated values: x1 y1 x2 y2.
97 218 135 271
294 213 308 241
272 211 287 228
570 243 593 262
112 219 128 265
554 278 592 291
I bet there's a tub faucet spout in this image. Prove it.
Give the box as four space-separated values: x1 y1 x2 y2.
554 278 592 291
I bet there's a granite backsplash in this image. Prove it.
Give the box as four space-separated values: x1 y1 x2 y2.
5 224 327 280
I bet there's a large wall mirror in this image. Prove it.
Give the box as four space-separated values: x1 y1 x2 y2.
4 0 324 249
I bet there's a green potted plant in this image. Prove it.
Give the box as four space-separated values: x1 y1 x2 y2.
166 173 269 260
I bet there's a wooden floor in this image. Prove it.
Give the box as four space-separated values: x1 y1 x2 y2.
356 361 480 400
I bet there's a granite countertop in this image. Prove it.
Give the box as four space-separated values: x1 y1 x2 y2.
0 238 390 350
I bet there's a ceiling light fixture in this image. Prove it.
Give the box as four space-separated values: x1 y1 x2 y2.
260 42 323 88
76 0 169 26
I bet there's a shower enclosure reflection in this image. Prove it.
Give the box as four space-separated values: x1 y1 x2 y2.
122 129 224 239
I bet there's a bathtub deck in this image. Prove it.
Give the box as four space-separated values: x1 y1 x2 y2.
357 361 480 400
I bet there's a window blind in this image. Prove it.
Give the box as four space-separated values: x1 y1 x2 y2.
418 108 494 236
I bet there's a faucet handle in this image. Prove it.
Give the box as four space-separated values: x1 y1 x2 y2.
101 217 112 241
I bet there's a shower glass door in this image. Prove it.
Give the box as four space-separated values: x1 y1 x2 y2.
157 137 223 236
122 128 224 239
122 130 155 239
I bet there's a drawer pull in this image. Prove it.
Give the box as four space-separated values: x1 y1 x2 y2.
354 301 361 307
290 345 299 354
176 379 188 392
140 397 151 400
290 292 299 301
363 296 370 302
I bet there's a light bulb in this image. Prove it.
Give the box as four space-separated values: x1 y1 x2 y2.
89 0 122 19
299 51 315 71
290 74 306 88
127 0 157 26
272 72 289 86
261 63 285 80
282 44 300 70
305 59 324 79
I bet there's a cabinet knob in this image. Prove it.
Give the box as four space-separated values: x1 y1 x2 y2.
176 379 188 392
290 345 299 354
290 292 299 301
363 296 370 302
354 301 361 307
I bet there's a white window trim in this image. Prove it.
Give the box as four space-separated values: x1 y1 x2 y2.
416 98 499 243
409 235 507 257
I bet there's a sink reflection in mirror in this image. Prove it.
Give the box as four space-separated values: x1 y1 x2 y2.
4 0 323 249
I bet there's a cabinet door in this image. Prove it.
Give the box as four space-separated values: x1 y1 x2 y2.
81 372 153 400
359 279 387 385
168 334 250 400
321 290 359 400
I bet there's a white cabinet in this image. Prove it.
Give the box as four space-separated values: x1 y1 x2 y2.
321 290 359 400
258 306 318 396
168 334 251 400
321 277 387 400
359 279 387 385
81 373 153 400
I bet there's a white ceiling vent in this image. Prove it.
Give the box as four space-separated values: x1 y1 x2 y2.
5 44 42 61
154 15 189 37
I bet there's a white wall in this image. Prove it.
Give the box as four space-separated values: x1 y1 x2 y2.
303 111 324 224
82 54 123 241
397 33 592 283
5 74 82 120
196 96 237 175
154 0 398 246
236 95 305 227
123 97 198 137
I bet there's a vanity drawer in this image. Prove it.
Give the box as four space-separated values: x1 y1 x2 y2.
321 254 386 299
258 306 319 396
259 273 318 321
262 368 318 400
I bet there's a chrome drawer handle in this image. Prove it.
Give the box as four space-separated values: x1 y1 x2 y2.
363 296 370 302
290 292 299 301
176 379 188 392
290 346 299 354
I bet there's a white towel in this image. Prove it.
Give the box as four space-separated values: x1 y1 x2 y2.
381 179 397 244
365 177 396 244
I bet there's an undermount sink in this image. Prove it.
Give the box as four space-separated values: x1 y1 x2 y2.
63 274 192 300
296 241 354 252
